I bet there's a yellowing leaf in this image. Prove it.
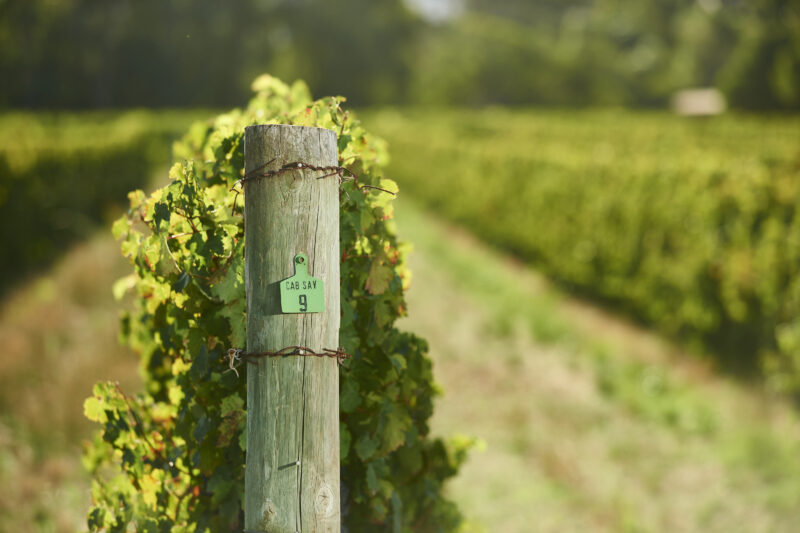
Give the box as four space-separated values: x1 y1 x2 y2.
111 216 129 240
168 383 185 405
140 475 158 509
366 260 393 295
84 397 108 423
127 189 146 210
168 162 184 181
111 274 136 301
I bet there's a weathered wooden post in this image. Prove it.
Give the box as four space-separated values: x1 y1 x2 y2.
243 125 340 533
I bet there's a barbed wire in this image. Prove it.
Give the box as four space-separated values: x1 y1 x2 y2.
229 159 396 211
225 346 351 377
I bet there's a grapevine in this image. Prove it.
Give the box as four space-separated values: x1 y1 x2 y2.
83 75 468 532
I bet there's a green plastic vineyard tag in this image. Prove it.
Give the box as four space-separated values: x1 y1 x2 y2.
280 253 324 313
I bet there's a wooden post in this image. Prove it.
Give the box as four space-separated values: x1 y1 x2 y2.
243 125 341 533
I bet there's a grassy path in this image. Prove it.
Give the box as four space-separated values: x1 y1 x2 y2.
0 233 139 531
394 199 800 533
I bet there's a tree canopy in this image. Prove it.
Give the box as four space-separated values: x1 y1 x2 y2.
1 0 797 110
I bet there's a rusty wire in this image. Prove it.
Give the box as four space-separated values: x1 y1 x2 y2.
230 159 396 210
226 346 351 377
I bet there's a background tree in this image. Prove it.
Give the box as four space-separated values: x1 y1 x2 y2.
1 0 797 109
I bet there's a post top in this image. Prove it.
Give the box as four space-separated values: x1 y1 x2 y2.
244 123 336 136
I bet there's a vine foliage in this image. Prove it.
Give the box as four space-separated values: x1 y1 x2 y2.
83 75 468 532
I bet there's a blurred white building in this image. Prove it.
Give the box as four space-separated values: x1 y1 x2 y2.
672 88 727 116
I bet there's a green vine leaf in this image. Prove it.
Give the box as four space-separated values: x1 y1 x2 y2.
366 258 394 295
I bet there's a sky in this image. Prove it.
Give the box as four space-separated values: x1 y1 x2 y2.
404 0 463 22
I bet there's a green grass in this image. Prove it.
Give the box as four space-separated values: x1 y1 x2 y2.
394 197 800 533
0 232 140 532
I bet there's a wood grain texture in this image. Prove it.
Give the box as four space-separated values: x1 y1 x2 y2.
243 125 340 533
